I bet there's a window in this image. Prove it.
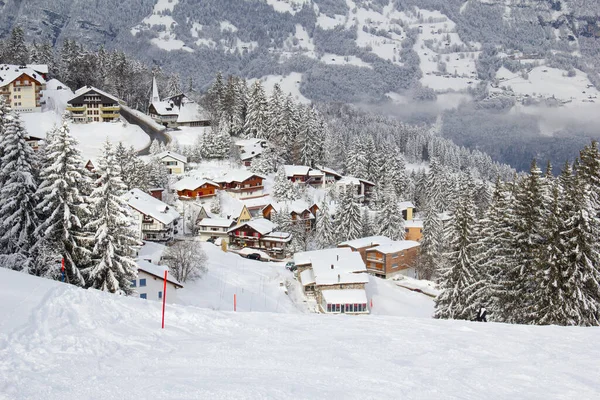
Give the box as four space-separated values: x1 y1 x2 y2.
131 279 136 288
158 291 163 299
335 304 340 312
140 293 147 299
392 263 398 269
139 278 147 287
327 304 331 312
348 304 353 312
393 253 399 258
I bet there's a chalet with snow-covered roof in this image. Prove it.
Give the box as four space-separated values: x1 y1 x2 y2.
156 151 187 175
123 189 180 242
0 64 46 113
134 259 183 303
271 200 319 230
239 195 274 218
235 138 268 167
338 236 394 263
227 218 292 259
294 247 370 314
336 176 375 203
173 176 220 200
404 220 424 242
66 86 121 123
365 241 420 279
214 171 265 199
148 77 210 128
197 217 236 243
317 166 343 184
284 165 325 187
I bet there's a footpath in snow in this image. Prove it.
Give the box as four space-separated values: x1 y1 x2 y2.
1 268 599 399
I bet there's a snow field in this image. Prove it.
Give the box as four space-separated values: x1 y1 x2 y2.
249 72 310 104
266 0 310 15
1 267 599 399
20 111 150 160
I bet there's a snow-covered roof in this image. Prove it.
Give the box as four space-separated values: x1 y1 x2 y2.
317 166 342 178
300 269 315 286
72 86 119 103
240 195 274 210
235 138 266 147
405 220 424 229
399 201 415 210
321 289 368 305
198 217 235 228
338 236 393 249
151 100 178 116
123 189 180 226
367 241 420 254
239 143 266 161
227 218 275 235
173 176 219 191
156 151 187 164
284 165 311 177
338 176 375 186
137 241 166 265
27 64 48 74
263 231 292 243
315 271 369 286
215 170 265 184
177 99 209 123
0 64 46 87
272 199 317 216
136 259 183 288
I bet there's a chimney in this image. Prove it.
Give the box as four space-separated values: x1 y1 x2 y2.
337 255 339 261
337 274 340 282
331 264 334 270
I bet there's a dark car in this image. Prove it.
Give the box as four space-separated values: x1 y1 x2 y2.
247 253 261 260
285 261 296 272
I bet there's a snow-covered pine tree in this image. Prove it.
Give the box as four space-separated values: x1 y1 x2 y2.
361 207 373 238
578 141 600 212
272 166 298 201
206 71 225 120
505 160 549 324
0 112 38 259
426 158 447 212
7 26 30 65
336 186 362 242
345 136 369 180
434 174 482 320
35 119 92 286
266 83 285 142
280 95 299 164
84 141 139 294
231 78 248 136
149 139 161 155
474 178 516 321
560 161 600 326
316 198 336 248
166 74 181 98
417 204 444 280
374 179 405 241
243 81 268 139
214 116 232 159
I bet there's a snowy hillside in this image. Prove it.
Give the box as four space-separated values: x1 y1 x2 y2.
1 267 599 399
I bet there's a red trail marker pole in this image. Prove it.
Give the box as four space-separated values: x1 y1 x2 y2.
234 294 237 312
161 270 168 329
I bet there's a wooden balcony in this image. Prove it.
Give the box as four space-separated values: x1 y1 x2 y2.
101 113 120 119
101 106 120 112
66 105 86 112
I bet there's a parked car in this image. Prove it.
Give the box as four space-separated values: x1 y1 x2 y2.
206 237 215 244
285 261 296 271
247 253 261 260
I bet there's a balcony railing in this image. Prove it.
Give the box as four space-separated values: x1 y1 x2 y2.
66 105 86 112
101 106 120 112
101 113 120 119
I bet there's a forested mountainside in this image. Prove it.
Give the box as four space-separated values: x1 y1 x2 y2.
1 0 600 171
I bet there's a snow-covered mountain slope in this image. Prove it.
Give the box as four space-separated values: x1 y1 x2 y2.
1 266 599 399
1 0 599 104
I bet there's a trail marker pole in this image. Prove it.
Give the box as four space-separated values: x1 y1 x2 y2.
370 298 373 309
61 258 65 282
161 270 168 329
234 294 237 312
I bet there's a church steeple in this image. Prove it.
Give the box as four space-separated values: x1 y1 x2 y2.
150 75 160 104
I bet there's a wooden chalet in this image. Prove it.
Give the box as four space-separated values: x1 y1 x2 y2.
173 176 220 200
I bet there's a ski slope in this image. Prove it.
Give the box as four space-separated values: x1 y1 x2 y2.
1 268 599 399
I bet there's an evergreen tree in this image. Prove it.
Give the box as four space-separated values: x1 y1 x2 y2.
166 74 181 97
214 116 232 159
35 119 92 286
267 83 285 142
375 179 405 240
336 187 362 242
7 26 30 65
417 204 444 280
272 166 298 201
435 175 481 320
561 162 600 325
0 112 38 258
361 208 373 238
243 81 268 139
84 142 139 294
316 198 336 248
